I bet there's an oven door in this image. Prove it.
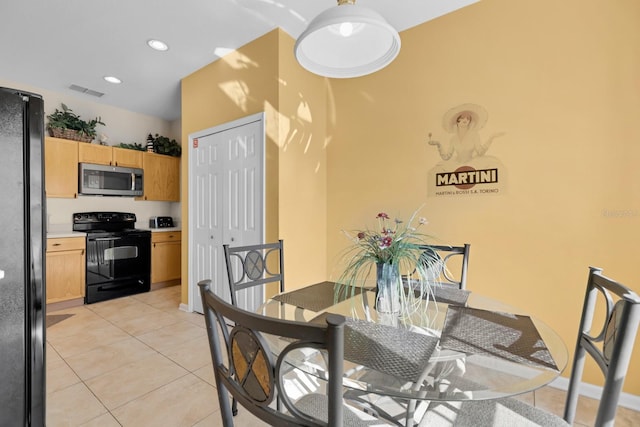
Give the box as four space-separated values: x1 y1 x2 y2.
85 230 151 303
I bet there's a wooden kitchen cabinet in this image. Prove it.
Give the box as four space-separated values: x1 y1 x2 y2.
46 237 86 304
44 137 78 198
78 144 143 168
112 147 143 168
78 143 112 165
140 153 180 201
44 137 177 201
151 231 181 283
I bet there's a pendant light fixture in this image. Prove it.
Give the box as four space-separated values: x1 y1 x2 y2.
294 0 401 78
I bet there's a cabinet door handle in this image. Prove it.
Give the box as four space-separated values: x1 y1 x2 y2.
52 243 61 246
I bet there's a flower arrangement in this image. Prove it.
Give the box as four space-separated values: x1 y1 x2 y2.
337 209 444 316
346 212 429 265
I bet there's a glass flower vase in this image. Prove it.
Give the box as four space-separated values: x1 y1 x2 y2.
375 262 401 315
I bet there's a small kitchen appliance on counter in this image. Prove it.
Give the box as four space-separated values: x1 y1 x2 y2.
149 216 174 228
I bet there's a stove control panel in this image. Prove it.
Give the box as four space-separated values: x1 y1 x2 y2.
72 212 137 232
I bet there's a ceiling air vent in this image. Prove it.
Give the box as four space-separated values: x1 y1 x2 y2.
69 84 104 98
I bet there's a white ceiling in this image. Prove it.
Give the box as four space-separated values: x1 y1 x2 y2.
0 0 478 121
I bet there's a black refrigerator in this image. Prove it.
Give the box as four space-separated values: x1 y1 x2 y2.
0 87 46 426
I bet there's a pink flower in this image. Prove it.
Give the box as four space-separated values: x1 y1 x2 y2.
376 212 390 220
357 232 365 240
379 236 393 248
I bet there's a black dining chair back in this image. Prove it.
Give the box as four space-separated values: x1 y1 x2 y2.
223 240 284 307
198 279 373 427
417 244 470 289
563 266 640 426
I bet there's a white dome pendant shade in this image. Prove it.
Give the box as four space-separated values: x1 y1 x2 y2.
294 0 401 78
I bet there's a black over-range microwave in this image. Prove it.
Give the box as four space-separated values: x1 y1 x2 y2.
79 163 143 197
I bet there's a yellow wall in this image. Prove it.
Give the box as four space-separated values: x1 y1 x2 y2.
325 0 640 394
180 29 329 305
276 31 330 289
181 0 640 396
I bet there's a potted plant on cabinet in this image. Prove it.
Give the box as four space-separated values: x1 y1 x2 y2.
147 133 181 157
117 142 146 151
47 103 105 143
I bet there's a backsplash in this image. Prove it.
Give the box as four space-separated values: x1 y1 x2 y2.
47 197 181 229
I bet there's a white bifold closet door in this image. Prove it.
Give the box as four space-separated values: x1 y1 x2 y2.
189 113 264 314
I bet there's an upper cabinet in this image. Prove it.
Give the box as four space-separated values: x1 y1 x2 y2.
45 137 78 198
78 143 112 165
44 137 179 201
140 153 180 202
113 147 143 168
78 144 143 168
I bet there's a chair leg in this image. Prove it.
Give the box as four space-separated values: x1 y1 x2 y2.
232 397 238 416
217 384 235 426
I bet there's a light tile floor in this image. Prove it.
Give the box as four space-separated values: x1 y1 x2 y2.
46 285 640 426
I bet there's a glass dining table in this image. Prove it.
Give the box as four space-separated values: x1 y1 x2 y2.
257 281 568 423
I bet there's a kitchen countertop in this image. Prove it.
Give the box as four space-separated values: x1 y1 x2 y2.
47 225 86 239
145 227 181 233
48 231 87 238
47 224 181 238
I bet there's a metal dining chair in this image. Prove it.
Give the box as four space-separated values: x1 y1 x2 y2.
348 244 471 426
197 279 378 426
417 244 470 290
222 240 284 416
418 266 640 427
223 240 284 309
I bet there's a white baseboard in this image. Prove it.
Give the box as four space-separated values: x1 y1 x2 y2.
179 303 190 312
549 377 640 412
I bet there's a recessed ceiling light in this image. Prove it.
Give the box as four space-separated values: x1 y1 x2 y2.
103 76 122 84
147 39 169 51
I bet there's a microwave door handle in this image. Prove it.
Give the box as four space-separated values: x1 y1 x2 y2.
131 173 135 191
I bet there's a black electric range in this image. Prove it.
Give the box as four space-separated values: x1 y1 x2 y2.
73 212 151 304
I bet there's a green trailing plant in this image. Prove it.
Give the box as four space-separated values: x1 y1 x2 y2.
148 133 181 157
47 103 105 138
117 142 146 151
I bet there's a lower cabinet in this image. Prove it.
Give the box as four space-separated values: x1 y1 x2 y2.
46 237 86 304
151 231 181 283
